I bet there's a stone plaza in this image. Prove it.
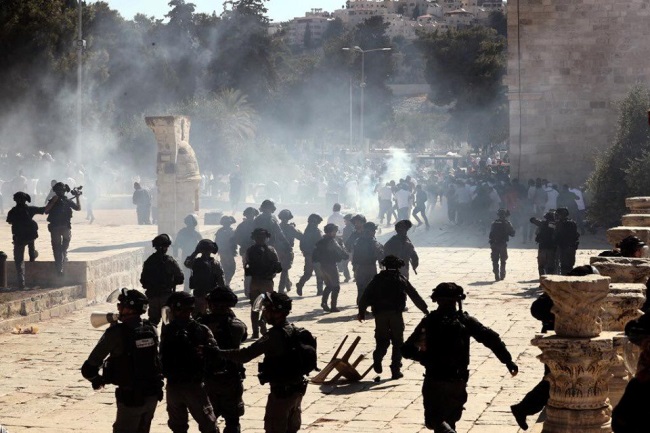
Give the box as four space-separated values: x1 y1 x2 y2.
0 207 612 433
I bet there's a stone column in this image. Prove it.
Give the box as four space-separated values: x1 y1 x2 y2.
145 116 201 237
532 275 617 433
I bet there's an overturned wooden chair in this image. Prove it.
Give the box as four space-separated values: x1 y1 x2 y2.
311 335 374 385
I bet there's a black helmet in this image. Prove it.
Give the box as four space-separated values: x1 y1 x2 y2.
363 221 378 232
152 234 172 248
497 208 510 218
625 313 650 345
343 213 353 221
197 239 218 254
251 228 271 239
544 210 556 221
53 182 68 195
117 288 149 313
556 207 569 218
260 199 276 212
380 255 405 269
13 192 31 203
166 291 195 309
617 236 646 254
431 283 466 301
323 223 338 234
308 213 323 224
253 291 292 313
395 220 412 231
220 215 236 226
278 209 294 221
206 286 238 307
351 214 367 224
184 214 198 227
567 265 599 276
243 207 259 219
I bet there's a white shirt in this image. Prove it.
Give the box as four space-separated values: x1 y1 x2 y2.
569 188 585 210
395 189 411 209
545 187 559 210
327 212 345 235
378 186 393 201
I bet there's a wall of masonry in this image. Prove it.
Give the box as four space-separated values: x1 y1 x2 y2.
506 0 650 185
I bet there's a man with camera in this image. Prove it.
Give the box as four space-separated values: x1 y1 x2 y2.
44 182 81 276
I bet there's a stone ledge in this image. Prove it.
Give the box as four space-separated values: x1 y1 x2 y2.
621 214 650 227
0 297 87 334
590 256 650 284
606 227 650 249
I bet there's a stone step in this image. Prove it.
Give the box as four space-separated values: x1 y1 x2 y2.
621 214 650 227
0 285 87 333
626 197 650 214
590 256 650 284
606 226 650 248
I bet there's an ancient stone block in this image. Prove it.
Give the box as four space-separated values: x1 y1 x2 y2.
590 257 650 284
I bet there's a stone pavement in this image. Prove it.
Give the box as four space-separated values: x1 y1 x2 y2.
0 211 610 433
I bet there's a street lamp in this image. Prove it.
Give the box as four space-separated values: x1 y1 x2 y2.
342 46 391 152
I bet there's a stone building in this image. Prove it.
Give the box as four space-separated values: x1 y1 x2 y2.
506 0 650 185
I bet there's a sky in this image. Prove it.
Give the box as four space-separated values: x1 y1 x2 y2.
106 0 344 22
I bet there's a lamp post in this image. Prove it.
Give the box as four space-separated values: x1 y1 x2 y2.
76 1 86 158
342 46 391 152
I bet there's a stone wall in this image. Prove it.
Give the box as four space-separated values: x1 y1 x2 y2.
507 0 650 185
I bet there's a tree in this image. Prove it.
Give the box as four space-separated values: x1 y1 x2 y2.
586 86 650 225
487 11 507 38
418 26 508 150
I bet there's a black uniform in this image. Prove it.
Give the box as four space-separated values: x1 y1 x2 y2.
233 218 256 256
245 244 282 338
6 202 45 288
383 234 419 280
200 312 248 433
184 255 226 317
488 217 515 280
278 222 302 293
612 377 650 433
254 213 290 252
351 235 384 304
403 310 515 432
530 218 557 276
215 226 237 285
555 218 579 275
312 236 349 311
296 224 324 295
220 321 310 433
46 195 80 274
132 188 151 225
82 318 163 433
160 318 219 433
140 252 184 326
359 270 429 376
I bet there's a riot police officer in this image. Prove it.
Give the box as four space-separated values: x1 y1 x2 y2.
402 283 518 433
254 199 290 252
81 289 163 433
295 214 324 296
245 228 282 339
184 239 225 317
554 207 580 274
44 182 81 276
530 210 557 276
383 219 419 280
200 287 248 433
277 209 302 293
218 292 316 433
160 292 219 433
234 207 259 296
174 214 203 292
140 234 184 326
215 215 238 285
6 192 45 289
358 255 429 379
351 221 384 305
489 209 516 281
312 223 349 312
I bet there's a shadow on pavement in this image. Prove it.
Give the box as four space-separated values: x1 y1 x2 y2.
70 241 149 252
317 378 400 395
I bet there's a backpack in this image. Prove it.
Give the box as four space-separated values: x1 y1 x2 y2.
286 325 317 376
190 258 215 292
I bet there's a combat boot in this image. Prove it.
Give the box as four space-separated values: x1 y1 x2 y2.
494 272 500 282
390 367 403 380
510 404 529 430
250 312 260 339
29 250 38 262
330 291 340 312
296 281 304 296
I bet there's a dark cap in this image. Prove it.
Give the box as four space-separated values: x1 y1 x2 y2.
323 223 338 234
395 220 412 230
206 286 238 307
431 283 466 301
380 255 405 269
567 265 599 277
251 228 271 239
152 234 172 248
308 213 323 224
13 192 31 203
243 207 259 218
617 235 646 253
166 291 195 308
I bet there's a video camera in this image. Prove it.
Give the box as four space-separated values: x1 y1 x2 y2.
70 185 83 197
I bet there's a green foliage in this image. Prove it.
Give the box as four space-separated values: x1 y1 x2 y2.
418 26 508 150
586 85 650 225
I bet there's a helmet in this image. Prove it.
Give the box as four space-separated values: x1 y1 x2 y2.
323 223 338 234
380 255 405 269
497 209 510 218
363 221 378 232
206 286 238 307
308 213 323 224
251 228 271 239
117 288 149 314
395 220 413 231
260 199 276 212
184 214 198 227
431 283 466 301
617 236 646 255
152 234 172 248
351 214 367 224
544 210 556 221
53 182 68 195
166 291 195 309
13 192 31 203
252 292 292 314
278 209 294 221
197 239 218 254
220 215 236 226
243 207 259 219
567 265 600 276
556 207 569 218
626 313 650 345
344 213 353 221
